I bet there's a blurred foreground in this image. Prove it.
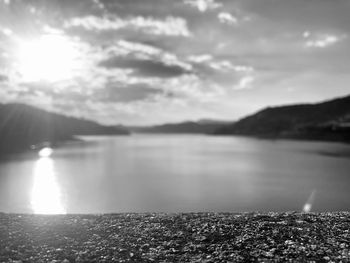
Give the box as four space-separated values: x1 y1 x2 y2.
0 212 349 262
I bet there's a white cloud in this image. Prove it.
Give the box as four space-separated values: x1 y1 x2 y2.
304 33 347 48
187 54 213 63
161 53 193 71
210 60 233 71
207 60 255 90
184 0 222 12
233 65 254 73
303 31 310 38
209 60 254 73
218 12 238 26
42 25 64 35
117 40 161 56
1 28 12 36
106 40 193 72
235 75 254 90
65 15 191 37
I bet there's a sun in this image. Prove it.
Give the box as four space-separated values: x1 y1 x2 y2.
17 34 79 82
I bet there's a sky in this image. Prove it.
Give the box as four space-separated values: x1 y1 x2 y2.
0 0 349 125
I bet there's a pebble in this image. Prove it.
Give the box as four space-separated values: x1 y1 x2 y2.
0 212 349 262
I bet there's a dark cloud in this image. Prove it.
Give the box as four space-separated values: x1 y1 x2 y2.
94 84 163 102
0 74 8 82
99 56 191 78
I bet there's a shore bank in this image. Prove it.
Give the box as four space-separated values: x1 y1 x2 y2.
1 212 349 262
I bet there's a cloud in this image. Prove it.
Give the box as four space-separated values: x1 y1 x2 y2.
304 33 347 48
117 40 162 56
64 15 191 37
113 40 192 70
303 31 310 38
92 0 104 10
97 39 193 78
1 28 12 36
99 56 191 78
94 84 163 103
209 60 254 73
235 75 254 90
218 12 238 26
157 74 223 103
0 74 8 82
183 0 222 12
187 54 213 63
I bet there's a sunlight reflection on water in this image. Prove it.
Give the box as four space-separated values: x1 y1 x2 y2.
31 151 66 214
38 147 53 158
0 135 346 213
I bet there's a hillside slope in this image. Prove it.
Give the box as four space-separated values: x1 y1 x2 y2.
214 95 350 142
129 120 234 134
0 103 129 154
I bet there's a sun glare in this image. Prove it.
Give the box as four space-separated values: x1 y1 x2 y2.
18 34 78 82
31 155 66 214
38 147 53 157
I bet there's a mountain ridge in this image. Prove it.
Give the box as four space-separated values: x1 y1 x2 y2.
128 120 234 134
214 94 350 142
0 103 129 154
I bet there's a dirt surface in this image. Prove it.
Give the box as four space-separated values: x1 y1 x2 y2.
0 212 349 262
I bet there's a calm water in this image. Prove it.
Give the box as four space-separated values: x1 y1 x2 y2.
0 135 349 214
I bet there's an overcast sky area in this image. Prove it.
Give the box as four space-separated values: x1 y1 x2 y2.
0 0 349 125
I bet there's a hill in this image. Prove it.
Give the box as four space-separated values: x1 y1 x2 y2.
214 95 350 142
0 103 129 154
129 120 234 134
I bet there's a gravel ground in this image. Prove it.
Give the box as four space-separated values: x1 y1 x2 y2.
0 212 349 262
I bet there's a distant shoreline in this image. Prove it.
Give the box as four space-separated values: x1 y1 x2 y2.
211 132 350 144
1 212 349 262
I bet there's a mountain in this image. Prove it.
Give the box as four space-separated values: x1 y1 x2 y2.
129 120 234 134
214 95 350 142
0 103 129 154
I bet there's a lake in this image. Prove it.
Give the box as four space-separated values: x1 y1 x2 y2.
0 135 349 214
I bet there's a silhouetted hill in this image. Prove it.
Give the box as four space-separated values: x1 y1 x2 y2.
129 120 234 134
214 95 350 142
0 103 129 154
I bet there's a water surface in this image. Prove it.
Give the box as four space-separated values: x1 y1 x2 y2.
0 135 349 213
